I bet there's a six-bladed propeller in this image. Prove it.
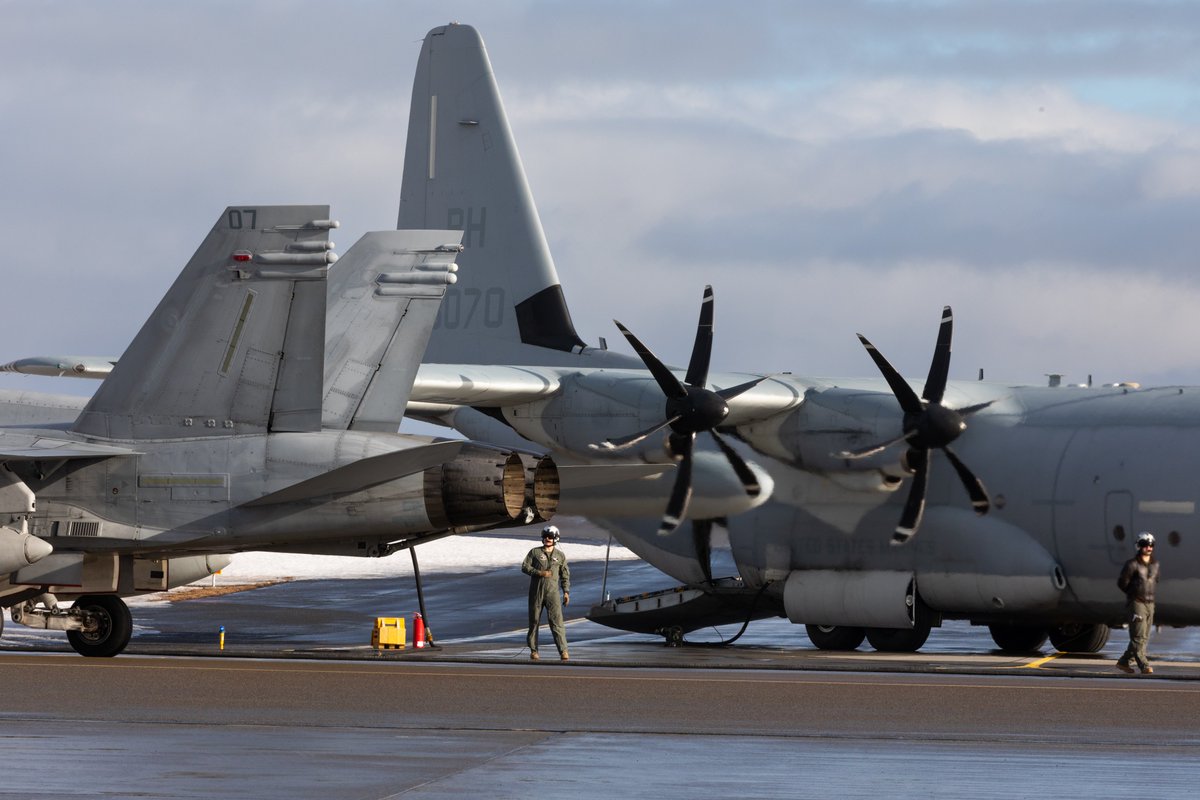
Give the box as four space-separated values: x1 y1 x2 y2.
841 306 993 545
591 286 766 536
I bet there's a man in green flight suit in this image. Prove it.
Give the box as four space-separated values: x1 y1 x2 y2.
522 525 570 661
1117 531 1160 675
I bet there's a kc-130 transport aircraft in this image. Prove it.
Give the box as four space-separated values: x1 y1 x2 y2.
0 207 559 657
15 24 1200 656
397 24 1200 655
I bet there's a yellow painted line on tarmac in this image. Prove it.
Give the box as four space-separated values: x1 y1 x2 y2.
1004 652 1065 670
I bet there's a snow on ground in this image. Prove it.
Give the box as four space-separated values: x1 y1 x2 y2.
209 516 638 583
217 534 639 583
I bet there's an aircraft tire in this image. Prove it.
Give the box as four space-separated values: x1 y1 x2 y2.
1048 623 1110 653
987 623 1048 654
66 595 132 658
805 624 866 651
865 621 932 652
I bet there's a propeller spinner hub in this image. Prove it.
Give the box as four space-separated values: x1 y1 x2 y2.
668 386 729 434
911 402 966 450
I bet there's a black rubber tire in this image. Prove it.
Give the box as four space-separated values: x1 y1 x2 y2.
988 623 1048 654
1049 623 1110 653
866 620 932 652
66 595 132 657
805 624 866 651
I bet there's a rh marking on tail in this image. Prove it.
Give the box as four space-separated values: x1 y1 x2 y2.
447 207 486 247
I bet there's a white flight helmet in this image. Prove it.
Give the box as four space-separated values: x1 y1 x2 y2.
541 525 560 543
1136 531 1155 549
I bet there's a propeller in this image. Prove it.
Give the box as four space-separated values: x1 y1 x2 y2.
841 306 993 545
591 286 766 536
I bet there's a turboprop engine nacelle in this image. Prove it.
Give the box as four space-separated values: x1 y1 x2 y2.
0 525 53 574
555 451 774 518
424 444 559 528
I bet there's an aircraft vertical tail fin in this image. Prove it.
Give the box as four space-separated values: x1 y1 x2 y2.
73 206 337 440
322 229 463 432
399 23 591 365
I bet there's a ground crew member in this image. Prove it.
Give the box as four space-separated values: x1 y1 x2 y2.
522 525 570 661
1117 531 1160 674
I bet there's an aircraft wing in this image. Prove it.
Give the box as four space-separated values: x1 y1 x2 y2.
410 363 567 405
1 356 572 406
0 432 140 460
410 363 804 424
0 356 115 379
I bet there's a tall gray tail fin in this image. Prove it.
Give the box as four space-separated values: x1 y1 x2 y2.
322 229 463 432
399 23 589 365
73 206 338 439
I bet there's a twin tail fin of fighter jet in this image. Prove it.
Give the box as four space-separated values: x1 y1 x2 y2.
72 206 339 440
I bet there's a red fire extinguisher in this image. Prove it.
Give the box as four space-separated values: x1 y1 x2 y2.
413 612 426 648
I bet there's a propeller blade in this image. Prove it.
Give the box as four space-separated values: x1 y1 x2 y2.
715 375 769 402
589 415 681 452
657 434 695 536
957 399 995 418
857 334 923 415
921 306 953 404
942 445 990 515
684 285 715 389
692 518 714 584
614 321 688 400
892 449 929 545
709 429 762 497
837 431 911 460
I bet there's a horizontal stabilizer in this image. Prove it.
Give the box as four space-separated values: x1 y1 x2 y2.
243 440 464 507
0 434 139 461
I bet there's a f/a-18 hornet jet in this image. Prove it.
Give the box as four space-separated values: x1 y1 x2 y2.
0 206 557 656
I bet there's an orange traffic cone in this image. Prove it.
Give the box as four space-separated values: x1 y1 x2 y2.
413 612 426 648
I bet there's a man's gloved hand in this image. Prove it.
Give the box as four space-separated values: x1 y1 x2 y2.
564 592 570 606
540 570 551 578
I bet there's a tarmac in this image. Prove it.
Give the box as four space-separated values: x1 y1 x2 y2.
3 541 1200 798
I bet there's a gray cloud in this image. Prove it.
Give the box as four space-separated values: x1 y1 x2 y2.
3 0 1200 398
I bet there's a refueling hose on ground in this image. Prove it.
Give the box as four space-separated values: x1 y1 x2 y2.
682 581 774 647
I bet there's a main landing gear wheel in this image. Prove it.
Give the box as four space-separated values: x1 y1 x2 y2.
805 624 866 651
987 623 1048 654
865 620 932 652
66 595 132 658
1049 623 1109 653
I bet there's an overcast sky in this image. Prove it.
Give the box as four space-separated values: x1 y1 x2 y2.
4 0 1200 400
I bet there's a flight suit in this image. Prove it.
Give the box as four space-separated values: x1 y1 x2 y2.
1117 556 1160 672
522 545 570 657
